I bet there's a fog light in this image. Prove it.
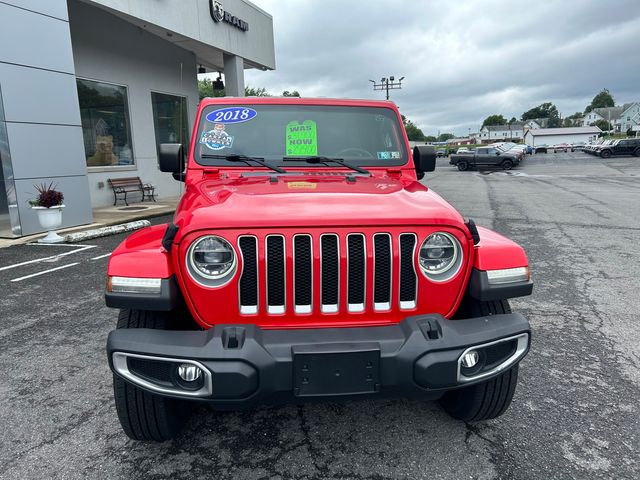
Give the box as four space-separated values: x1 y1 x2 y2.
461 350 479 368
177 364 202 382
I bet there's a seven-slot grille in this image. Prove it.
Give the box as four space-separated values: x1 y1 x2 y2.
237 232 418 315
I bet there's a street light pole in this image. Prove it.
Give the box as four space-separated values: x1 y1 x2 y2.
370 76 404 100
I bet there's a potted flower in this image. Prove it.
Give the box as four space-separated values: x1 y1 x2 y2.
29 182 65 243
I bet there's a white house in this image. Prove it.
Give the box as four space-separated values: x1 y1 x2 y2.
523 126 602 146
582 106 624 131
620 102 640 133
479 123 525 143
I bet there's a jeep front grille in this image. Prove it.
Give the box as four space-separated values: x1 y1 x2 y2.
237 232 418 316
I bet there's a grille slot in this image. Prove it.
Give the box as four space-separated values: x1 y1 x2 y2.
294 235 313 313
373 233 392 311
238 236 258 314
266 235 285 314
399 233 418 310
347 234 366 312
320 234 339 313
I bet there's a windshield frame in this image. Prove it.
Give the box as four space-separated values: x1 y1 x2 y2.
192 103 409 169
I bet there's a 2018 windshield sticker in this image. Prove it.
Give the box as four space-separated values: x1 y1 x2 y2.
286 120 318 156
206 107 257 124
200 124 234 150
377 151 400 159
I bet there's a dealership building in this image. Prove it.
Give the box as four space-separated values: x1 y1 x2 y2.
0 0 275 237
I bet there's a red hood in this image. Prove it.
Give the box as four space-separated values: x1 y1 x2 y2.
172 171 466 239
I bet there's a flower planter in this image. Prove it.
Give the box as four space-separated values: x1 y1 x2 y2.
32 205 65 243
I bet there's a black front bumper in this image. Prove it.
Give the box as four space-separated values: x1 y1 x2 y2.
107 313 530 408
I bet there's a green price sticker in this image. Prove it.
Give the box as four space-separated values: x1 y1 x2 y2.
286 120 317 156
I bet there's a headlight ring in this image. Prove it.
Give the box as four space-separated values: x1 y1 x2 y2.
187 235 237 286
419 232 463 281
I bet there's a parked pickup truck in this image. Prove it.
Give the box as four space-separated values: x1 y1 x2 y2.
105 97 533 441
449 146 520 171
590 138 640 158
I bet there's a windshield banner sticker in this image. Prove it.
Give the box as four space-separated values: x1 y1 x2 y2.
286 120 318 156
377 151 400 159
206 107 257 124
200 124 234 150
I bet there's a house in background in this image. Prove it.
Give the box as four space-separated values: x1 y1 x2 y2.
619 103 640 133
479 122 525 143
524 118 549 129
582 106 624 131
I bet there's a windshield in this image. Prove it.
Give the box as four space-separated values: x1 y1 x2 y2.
194 104 408 167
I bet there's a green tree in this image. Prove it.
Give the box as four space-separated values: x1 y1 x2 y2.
563 112 583 127
282 90 301 97
585 89 615 113
401 115 425 141
481 114 507 129
197 80 273 99
437 133 455 142
245 86 271 97
521 102 560 127
424 135 437 142
591 119 612 131
508 117 517 124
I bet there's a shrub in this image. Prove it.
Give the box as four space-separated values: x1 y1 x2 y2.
29 182 64 208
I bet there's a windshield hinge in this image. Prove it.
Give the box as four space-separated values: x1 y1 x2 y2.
202 168 221 179
386 168 403 178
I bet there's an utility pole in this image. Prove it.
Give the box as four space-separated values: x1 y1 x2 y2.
370 76 404 100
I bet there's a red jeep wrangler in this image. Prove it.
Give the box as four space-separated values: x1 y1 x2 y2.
105 97 533 441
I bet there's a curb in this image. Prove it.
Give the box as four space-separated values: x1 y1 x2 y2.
64 220 151 243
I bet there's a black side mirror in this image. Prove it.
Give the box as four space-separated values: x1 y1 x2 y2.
159 143 184 172
413 146 436 179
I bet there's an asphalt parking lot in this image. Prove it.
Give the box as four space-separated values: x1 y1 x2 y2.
0 152 638 480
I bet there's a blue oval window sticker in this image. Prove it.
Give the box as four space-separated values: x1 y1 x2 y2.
206 107 257 124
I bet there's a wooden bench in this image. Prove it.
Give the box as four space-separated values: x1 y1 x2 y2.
107 177 156 206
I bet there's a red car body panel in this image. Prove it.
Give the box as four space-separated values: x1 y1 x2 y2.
107 97 530 329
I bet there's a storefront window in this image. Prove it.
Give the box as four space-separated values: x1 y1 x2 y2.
151 92 189 154
77 79 134 167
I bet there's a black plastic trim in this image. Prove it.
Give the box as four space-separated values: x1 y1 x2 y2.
107 311 531 407
162 224 179 252
467 268 533 301
105 276 179 311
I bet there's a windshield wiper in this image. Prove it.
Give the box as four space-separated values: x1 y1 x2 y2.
201 153 286 174
283 156 369 175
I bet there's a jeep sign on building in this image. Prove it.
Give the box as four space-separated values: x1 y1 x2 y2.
0 0 275 237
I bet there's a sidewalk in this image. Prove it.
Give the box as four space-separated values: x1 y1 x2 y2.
0 197 180 248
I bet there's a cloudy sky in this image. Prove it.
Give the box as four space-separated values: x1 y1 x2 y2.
241 0 640 136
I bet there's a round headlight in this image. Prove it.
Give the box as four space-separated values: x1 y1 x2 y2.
188 235 236 280
419 232 461 278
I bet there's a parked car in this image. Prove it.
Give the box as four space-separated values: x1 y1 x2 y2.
103 97 533 441
456 147 470 154
552 143 572 153
436 149 447 157
534 144 549 154
595 138 640 158
449 146 521 171
570 142 586 152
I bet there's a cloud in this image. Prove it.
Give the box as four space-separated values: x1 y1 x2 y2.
244 0 640 135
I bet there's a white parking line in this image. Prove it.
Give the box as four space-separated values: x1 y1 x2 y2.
91 253 112 260
0 245 96 272
10 263 80 282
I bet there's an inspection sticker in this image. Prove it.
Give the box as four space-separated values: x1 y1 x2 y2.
286 120 317 156
377 151 400 159
200 124 234 150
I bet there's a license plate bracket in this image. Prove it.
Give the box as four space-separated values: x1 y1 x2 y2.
292 344 380 397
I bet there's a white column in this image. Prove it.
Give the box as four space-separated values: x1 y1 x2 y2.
223 54 245 97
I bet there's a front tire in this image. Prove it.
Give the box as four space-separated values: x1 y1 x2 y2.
501 159 514 170
600 149 612 158
633 148 640 157
440 365 519 421
457 161 468 171
113 309 189 441
442 298 520 421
